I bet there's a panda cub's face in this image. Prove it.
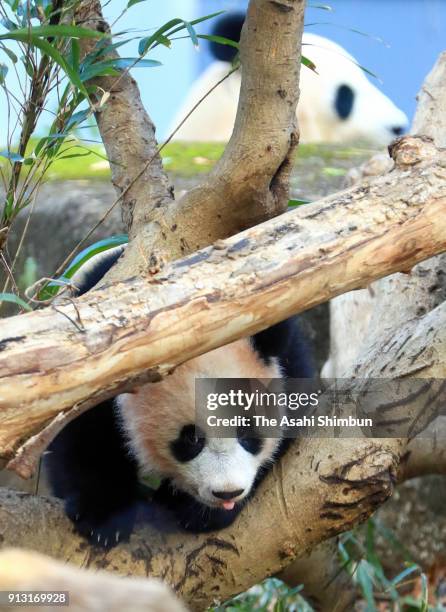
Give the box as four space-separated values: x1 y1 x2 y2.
118 338 283 511
168 423 280 510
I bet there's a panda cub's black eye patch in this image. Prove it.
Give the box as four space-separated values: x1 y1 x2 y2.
334 83 354 120
170 424 206 463
237 425 263 455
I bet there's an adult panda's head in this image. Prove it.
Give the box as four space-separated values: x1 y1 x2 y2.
170 13 408 145
118 339 284 512
299 33 408 145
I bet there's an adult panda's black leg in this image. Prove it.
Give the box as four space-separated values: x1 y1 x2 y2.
46 401 142 548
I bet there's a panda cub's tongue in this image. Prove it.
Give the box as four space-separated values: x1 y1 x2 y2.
222 501 235 510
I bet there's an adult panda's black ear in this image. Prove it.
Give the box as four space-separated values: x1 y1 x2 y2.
334 83 355 120
209 12 245 63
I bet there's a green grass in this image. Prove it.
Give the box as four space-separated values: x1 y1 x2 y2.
0 140 377 181
44 141 227 179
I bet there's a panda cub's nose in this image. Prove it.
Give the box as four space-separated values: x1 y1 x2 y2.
212 489 244 500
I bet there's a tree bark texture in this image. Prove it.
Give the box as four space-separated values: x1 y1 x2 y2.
1 137 446 472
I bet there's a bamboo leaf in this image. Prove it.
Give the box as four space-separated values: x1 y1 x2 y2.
39 236 128 300
197 34 239 51
301 54 317 73
0 292 32 311
0 149 24 162
0 43 18 63
0 24 107 40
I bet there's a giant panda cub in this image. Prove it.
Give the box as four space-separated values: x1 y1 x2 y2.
170 13 408 145
46 244 313 548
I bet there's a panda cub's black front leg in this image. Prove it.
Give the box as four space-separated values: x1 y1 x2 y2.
153 481 243 532
46 401 143 548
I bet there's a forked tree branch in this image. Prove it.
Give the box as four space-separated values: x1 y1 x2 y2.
73 0 305 282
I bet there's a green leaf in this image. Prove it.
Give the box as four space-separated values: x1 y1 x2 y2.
21 54 34 77
355 62 381 81
138 18 185 56
114 57 161 69
34 133 70 157
0 43 18 63
0 17 18 31
70 38 80 71
0 24 107 96
301 54 317 73
127 0 147 7
81 57 162 80
0 292 32 311
65 108 91 130
0 31 86 96
197 34 239 51
184 20 199 49
56 150 92 160
4 0 20 10
0 62 8 83
0 24 107 40
420 573 428 612
39 235 128 300
356 562 377 612
83 39 128 66
288 198 311 207
80 62 119 81
307 3 332 10
391 565 419 587
3 193 14 220
138 11 224 56
0 149 24 162
166 11 225 42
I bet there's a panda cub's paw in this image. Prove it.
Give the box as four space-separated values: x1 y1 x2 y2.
65 494 140 549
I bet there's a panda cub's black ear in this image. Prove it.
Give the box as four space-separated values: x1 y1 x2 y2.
209 12 245 63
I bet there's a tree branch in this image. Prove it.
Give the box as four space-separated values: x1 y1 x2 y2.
0 548 186 612
73 0 174 231
0 437 404 610
71 0 305 283
297 51 446 605
1 136 446 472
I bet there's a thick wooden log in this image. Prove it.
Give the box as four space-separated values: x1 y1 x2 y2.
1 136 446 468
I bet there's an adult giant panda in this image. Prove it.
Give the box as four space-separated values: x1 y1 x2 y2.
170 13 408 145
46 243 313 548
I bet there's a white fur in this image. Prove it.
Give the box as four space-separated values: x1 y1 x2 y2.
169 33 408 145
117 338 282 508
176 436 280 508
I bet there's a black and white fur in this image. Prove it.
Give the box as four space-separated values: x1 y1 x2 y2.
170 13 408 145
46 247 313 547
